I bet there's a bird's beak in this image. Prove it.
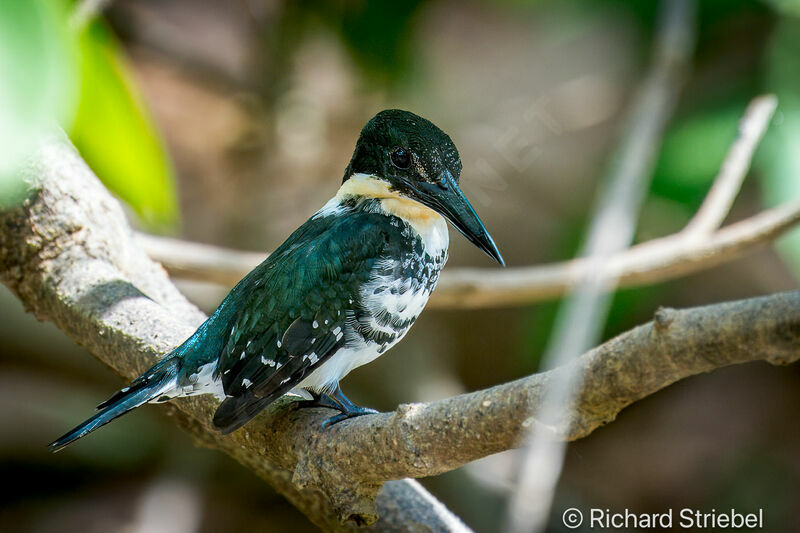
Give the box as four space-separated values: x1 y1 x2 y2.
412 170 505 266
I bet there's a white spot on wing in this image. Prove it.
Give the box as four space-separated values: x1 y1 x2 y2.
153 362 224 401
298 335 407 393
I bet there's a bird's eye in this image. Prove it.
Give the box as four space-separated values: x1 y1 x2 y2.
390 147 411 169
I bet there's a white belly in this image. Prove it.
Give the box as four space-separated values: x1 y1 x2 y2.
298 275 435 392
297 338 388 393
298 207 448 393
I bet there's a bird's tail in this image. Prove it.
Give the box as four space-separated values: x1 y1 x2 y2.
49 357 181 453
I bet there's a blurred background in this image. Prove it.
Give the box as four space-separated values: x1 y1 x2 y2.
1 0 799 531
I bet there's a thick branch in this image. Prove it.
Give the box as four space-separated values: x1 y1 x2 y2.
0 134 468 531
509 0 696 529
249 290 800 494
2 134 798 528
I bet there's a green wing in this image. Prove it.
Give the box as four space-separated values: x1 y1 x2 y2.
211 210 393 433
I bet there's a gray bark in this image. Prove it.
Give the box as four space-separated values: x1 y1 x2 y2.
1 133 798 528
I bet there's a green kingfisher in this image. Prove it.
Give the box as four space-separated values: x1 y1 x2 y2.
50 109 504 451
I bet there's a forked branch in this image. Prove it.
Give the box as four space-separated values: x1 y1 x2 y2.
1 131 798 528
137 97 788 310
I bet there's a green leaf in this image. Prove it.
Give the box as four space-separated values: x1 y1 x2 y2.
758 108 800 278
69 20 178 229
759 16 800 279
652 105 744 206
0 0 78 208
764 0 800 17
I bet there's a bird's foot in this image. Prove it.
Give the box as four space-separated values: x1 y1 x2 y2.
297 385 379 428
321 406 380 429
293 391 340 411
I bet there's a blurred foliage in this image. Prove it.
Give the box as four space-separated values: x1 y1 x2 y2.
334 0 427 85
521 0 800 372
3 0 800 531
759 15 800 278
269 0 426 91
0 0 77 208
764 0 800 17
0 2 178 229
652 104 743 207
70 20 178 230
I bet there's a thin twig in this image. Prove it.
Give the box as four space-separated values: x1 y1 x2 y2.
3 139 800 523
506 1 696 531
135 233 267 287
131 76 781 316
683 95 778 236
3 127 799 531
138 198 800 309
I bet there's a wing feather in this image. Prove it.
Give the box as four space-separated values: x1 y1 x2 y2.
211 209 395 432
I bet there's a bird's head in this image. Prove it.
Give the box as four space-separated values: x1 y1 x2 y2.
343 109 504 266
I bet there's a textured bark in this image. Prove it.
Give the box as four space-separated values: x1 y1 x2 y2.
0 134 468 531
1 134 798 528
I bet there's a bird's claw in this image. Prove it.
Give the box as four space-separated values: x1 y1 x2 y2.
293 393 340 411
293 386 378 428
320 406 379 429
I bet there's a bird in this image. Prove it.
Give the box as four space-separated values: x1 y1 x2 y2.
49 109 504 452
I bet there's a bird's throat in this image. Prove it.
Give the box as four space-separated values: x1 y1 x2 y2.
336 173 443 229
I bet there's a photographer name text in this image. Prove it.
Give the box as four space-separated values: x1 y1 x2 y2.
561 507 763 529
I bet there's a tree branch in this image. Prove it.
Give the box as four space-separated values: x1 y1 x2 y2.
137 198 800 309
0 133 468 531
2 134 798 528
509 0 696 529
135 93 793 311
683 95 777 236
